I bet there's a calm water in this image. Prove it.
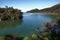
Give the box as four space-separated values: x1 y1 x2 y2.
0 13 52 37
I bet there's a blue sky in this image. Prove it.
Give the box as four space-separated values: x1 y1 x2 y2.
0 0 60 12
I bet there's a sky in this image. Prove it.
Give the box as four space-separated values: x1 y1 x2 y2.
0 0 60 12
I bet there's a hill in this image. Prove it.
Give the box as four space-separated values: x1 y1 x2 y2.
0 6 23 21
27 4 60 13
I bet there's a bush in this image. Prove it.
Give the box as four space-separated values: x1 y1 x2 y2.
23 36 31 40
32 34 38 40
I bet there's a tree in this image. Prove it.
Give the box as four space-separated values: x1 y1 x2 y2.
32 34 38 40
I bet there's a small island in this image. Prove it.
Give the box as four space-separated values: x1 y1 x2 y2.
0 6 23 21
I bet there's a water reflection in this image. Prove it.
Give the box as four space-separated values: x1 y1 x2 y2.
0 19 23 28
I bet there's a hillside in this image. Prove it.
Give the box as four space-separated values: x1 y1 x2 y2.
0 6 23 21
27 4 60 13
27 9 40 13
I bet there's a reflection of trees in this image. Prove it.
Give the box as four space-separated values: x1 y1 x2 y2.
0 19 23 28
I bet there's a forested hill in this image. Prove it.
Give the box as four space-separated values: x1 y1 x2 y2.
40 4 60 13
27 4 60 13
0 6 23 21
27 9 40 13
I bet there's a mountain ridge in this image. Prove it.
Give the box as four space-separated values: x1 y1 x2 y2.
27 4 60 13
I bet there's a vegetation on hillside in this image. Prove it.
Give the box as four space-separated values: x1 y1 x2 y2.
27 4 60 13
27 9 40 13
0 6 23 21
40 4 60 13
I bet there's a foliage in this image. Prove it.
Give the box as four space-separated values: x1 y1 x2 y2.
32 34 38 40
0 6 23 21
23 36 31 40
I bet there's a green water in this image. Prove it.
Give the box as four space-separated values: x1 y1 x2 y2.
0 13 52 37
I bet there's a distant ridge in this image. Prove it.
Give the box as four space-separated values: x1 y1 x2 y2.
27 4 60 13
